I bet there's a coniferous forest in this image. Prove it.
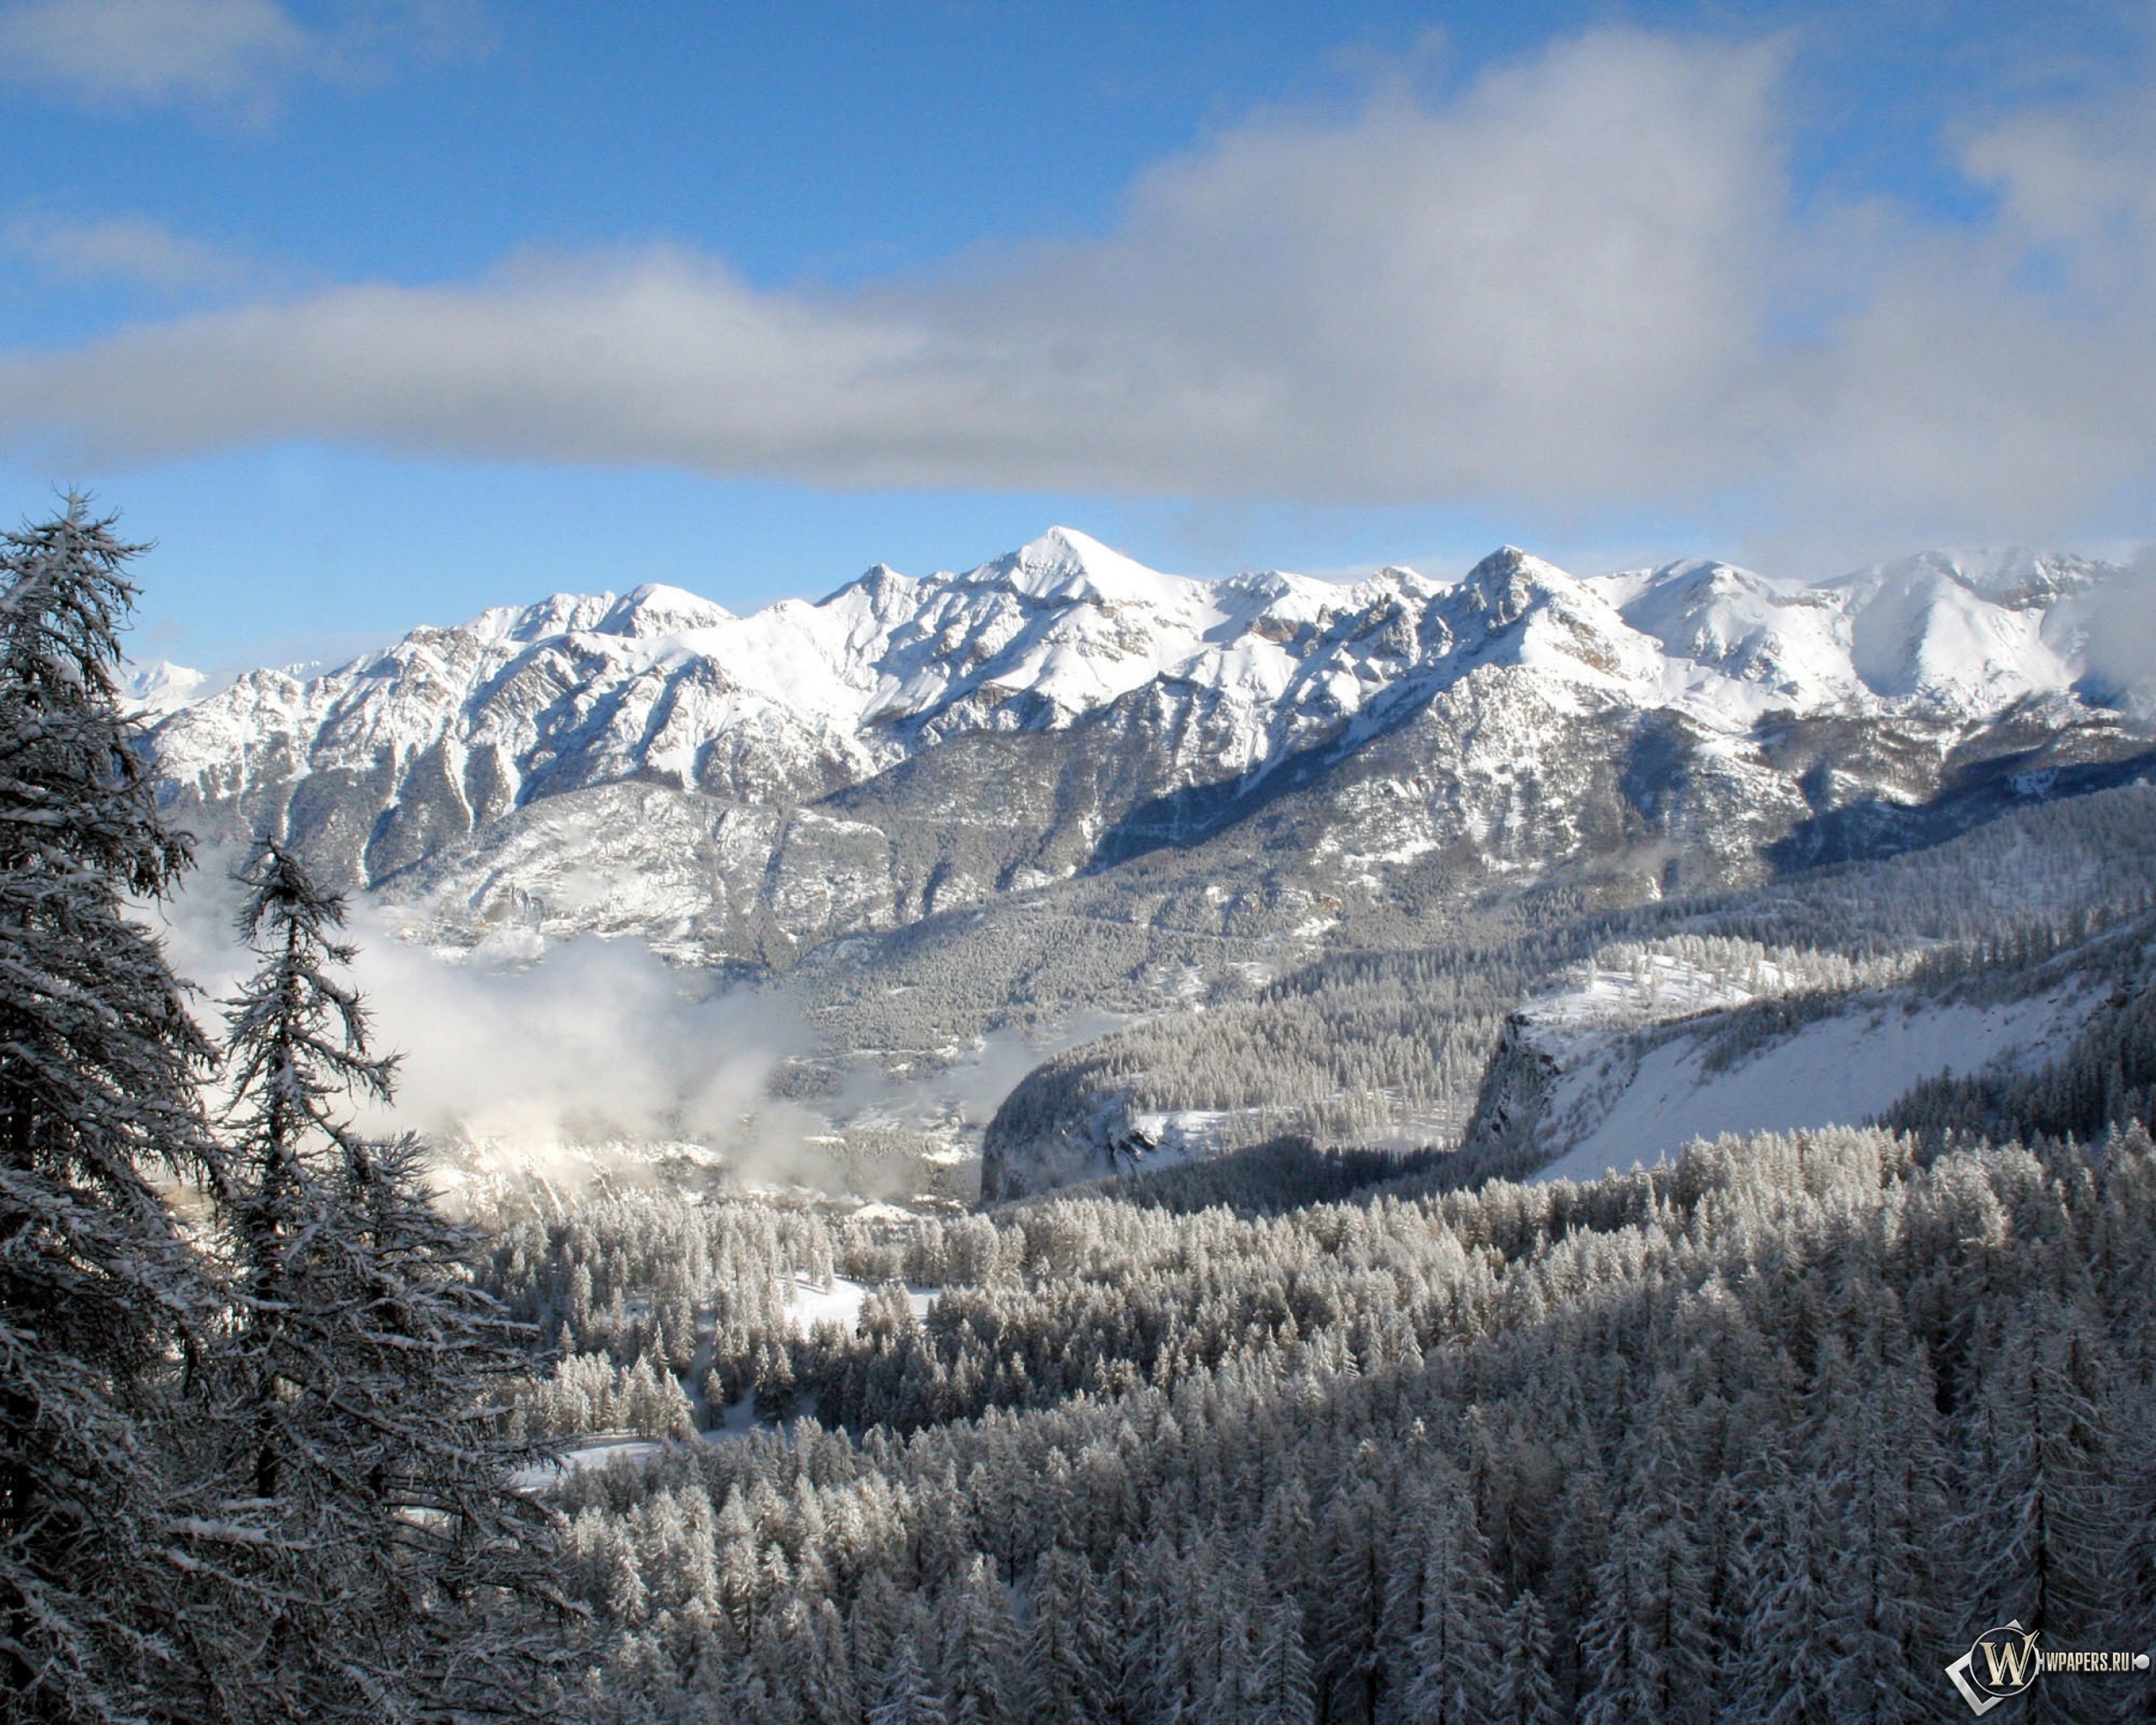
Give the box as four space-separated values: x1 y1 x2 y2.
7 498 2156 1722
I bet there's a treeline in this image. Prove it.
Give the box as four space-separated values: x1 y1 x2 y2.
1094 1135 1454 1218
550 1121 2156 1723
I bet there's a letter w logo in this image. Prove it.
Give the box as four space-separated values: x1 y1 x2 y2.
1981 1630 2041 1691
1947 1621 2045 1715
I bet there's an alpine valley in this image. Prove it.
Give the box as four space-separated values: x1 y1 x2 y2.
141 528 2156 1201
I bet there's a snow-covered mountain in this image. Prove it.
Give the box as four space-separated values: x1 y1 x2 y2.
121 658 209 716
148 529 2154 979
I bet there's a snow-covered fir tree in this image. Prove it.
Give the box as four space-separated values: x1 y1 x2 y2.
0 499 227 1722
200 837 579 1721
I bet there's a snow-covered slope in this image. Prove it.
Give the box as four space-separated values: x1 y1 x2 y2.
1589 559 1863 717
1586 546 2135 721
1529 991 2083 1184
1456 926 2120 1188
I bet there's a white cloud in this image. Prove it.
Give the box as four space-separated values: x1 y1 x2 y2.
157 857 808 1153
1 28 2153 542
0 0 488 115
0 0 308 106
8 211 245 290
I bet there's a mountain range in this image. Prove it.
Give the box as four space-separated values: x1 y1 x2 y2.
140 528 2156 1194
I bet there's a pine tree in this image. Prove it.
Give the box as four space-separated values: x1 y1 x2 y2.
1577 1424 1716 1725
0 498 227 1721
941 1555 1020 1725
1390 1477 1498 1725
870 1635 947 1725
1247 1592 1316 1725
1314 1475 1390 1722
1826 1332 1951 1725
1489 1589 1560 1725
1951 1293 2121 1725
203 836 577 1720
1024 1546 1111 1725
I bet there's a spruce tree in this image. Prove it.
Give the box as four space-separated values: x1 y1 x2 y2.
1489 1589 1561 1725
940 1555 1019 1725
1247 1593 1316 1725
869 1635 947 1725
1391 1477 1498 1725
0 497 225 1721
206 836 575 1721
1023 1546 1110 1725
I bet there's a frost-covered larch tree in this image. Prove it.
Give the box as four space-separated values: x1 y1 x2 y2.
207 836 578 1721
0 498 225 1721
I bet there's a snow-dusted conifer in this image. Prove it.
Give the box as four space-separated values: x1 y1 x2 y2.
1490 1589 1561 1725
0 498 224 1720
1247 1592 1316 1725
1577 1409 1716 1725
1313 1475 1389 1722
205 837 574 1720
1023 1546 1110 1725
870 1635 947 1725
940 1554 1019 1725
1390 1473 1498 1725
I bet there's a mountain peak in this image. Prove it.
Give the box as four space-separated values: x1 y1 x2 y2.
601 583 736 638
1840 547 2111 613
1020 525 1113 569
120 659 208 716
1465 544 1537 575
985 527 1198 608
1456 546 1581 625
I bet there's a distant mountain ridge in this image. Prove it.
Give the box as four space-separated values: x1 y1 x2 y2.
146 529 2153 978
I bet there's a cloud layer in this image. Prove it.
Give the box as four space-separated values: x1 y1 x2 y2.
158 859 804 1153
7 211 247 290
4 28 2154 542
0 0 488 115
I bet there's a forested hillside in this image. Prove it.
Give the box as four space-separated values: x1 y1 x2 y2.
986 778 2156 1194
510 1123 2156 1724
13 497 2156 1722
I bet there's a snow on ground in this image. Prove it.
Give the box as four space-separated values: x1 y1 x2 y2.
1129 1109 1230 1172
1523 951 1786 1032
786 1274 936 1335
1534 989 2092 1186
510 1436 663 1493
702 1392 764 1446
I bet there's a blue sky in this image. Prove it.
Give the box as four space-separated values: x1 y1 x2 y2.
2 1 2153 671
